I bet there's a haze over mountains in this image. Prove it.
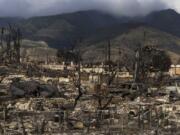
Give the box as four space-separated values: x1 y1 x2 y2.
0 9 180 63
18 9 180 47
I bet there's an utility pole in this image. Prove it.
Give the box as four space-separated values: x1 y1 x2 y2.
108 40 111 73
105 43 108 64
108 40 111 63
78 49 82 96
134 31 146 83
7 33 11 63
134 50 140 83
117 47 121 84
1 27 4 49
118 47 121 71
16 28 21 64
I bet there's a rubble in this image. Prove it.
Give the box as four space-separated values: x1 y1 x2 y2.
9 80 61 98
0 45 179 134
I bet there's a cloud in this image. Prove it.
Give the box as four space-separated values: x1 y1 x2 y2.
34 0 168 17
0 0 177 17
164 0 180 13
0 0 31 17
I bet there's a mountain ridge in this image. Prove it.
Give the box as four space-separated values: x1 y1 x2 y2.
0 9 179 63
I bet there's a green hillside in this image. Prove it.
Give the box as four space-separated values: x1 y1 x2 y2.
82 26 180 64
0 9 179 64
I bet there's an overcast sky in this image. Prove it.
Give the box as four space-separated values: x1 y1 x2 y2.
0 0 179 17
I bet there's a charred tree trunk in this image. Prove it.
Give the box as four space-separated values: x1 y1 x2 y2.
74 50 82 108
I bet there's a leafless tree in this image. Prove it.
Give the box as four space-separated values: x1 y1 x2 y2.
0 24 22 64
66 38 84 108
73 50 83 108
9 24 22 63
